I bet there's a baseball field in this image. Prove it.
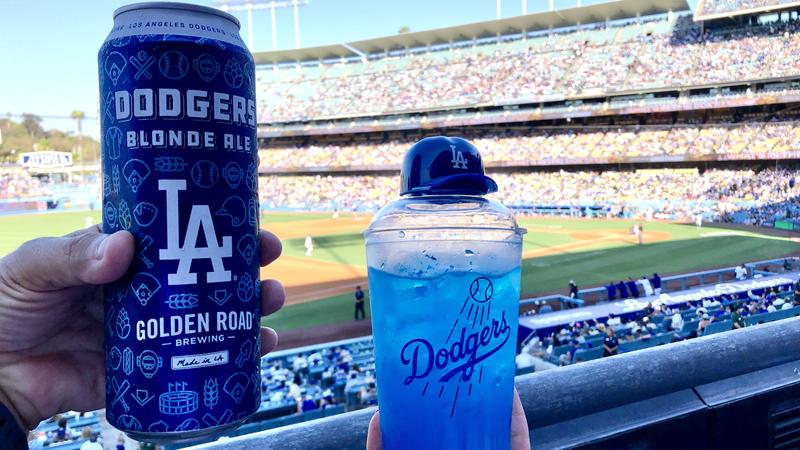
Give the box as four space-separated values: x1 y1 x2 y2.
1 210 798 345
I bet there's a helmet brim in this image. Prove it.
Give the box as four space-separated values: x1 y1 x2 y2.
403 173 498 196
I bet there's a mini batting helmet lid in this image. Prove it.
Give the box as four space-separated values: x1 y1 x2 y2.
400 136 498 196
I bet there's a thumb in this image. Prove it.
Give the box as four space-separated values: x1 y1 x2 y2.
1 227 135 291
366 410 382 450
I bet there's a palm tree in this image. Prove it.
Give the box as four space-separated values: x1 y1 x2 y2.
70 110 85 178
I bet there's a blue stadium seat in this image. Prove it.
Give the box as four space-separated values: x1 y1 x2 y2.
681 319 700 336
302 408 326 421
516 365 536 376
619 339 649 353
323 404 345 417
552 344 573 358
572 346 603 364
703 320 732 336
281 413 304 427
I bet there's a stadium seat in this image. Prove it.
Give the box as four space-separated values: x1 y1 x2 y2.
703 320 733 336
572 347 603 364
516 366 536 376
302 408 326 421
323 404 346 417
681 319 700 336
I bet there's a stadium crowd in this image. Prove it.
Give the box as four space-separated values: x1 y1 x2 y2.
0 168 48 199
699 0 799 15
257 15 800 122
259 121 800 169
523 279 800 367
259 341 377 419
258 168 800 221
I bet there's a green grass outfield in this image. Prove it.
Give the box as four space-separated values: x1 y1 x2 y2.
1 211 798 331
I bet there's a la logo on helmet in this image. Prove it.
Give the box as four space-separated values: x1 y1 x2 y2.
450 144 468 170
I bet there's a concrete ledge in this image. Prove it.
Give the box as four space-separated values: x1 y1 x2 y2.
189 317 800 449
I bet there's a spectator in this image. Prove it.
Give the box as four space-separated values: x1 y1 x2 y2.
602 328 619 357
568 280 579 299
736 264 748 281
320 390 338 410
354 285 366 321
299 393 318 413
292 354 308 373
626 277 640 298
288 374 303 401
617 280 629 299
639 276 654 297
606 281 617 301
651 273 662 295
671 312 685 332
698 313 713 334
55 417 69 442
308 350 324 367
515 344 537 371
79 434 102 450
641 302 655 318
360 382 378 406
344 372 361 394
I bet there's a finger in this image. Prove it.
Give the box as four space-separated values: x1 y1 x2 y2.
260 279 285 316
0 228 134 291
259 327 278 356
510 388 531 450
366 410 382 450
259 229 282 267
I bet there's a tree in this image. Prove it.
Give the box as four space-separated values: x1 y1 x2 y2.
70 111 85 168
21 113 44 138
398 25 411 34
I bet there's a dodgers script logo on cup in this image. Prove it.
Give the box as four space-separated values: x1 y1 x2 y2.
99 2 259 444
366 137 525 450
399 276 513 399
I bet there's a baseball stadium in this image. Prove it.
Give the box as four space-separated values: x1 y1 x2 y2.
4 0 800 448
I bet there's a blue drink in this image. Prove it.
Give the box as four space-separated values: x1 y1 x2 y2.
368 268 521 449
365 136 525 449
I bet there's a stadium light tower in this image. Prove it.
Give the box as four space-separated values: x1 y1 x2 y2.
215 0 309 50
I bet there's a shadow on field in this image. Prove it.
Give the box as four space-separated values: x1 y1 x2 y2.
520 234 800 298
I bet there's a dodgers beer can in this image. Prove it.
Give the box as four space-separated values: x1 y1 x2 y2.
99 3 260 443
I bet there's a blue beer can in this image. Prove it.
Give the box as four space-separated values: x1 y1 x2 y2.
99 2 260 444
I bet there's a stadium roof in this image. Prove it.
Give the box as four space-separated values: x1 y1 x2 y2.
252 0 690 65
694 0 800 21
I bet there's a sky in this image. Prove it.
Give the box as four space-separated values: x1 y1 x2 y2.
0 0 695 139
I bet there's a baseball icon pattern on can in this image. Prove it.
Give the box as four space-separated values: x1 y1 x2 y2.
100 3 259 443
